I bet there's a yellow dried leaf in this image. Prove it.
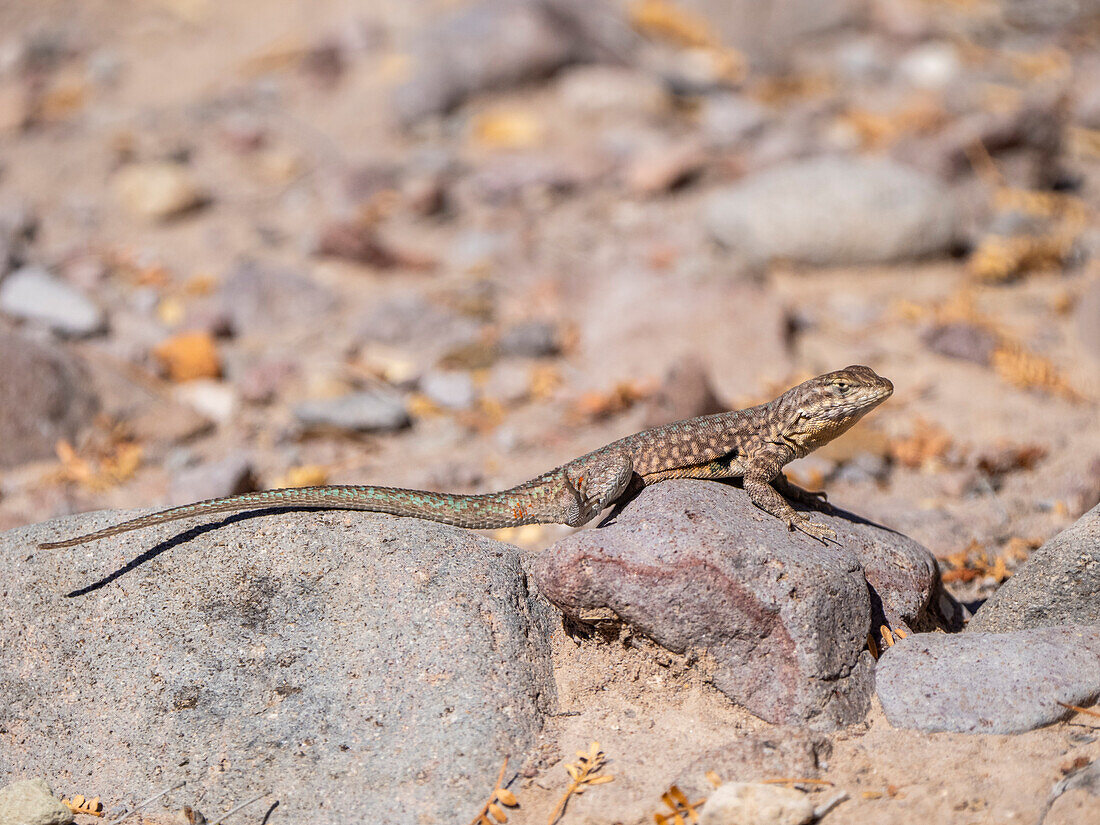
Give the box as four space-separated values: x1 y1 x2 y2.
588 775 615 785
473 110 543 149
407 392 443 420
566 764 580 781
152 331 222 382
528 364 562 400
630 0 716 49
275 465 330 488
991 343 1080 400
705 771 722 788
496 788 517 806
488 802 506 822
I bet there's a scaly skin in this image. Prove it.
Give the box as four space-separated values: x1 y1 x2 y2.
38 365 893 549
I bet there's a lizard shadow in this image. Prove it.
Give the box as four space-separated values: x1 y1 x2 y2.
64 507 330 598
597 477 906 538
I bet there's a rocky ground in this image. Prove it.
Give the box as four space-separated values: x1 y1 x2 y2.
1 0 1100 823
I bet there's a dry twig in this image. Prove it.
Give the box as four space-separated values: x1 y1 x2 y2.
107 781 186 825
548 742 613 825
653 785 705 825
63 794 105 817
1058 701 1100 720
469 758 519 825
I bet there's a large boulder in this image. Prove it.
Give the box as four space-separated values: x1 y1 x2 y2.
704 156 960 267
2 510 555 823
968 503 1100 632
876 626 1100 734
531 480 960 729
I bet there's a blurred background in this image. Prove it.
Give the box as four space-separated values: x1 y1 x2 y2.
1 0 1099 602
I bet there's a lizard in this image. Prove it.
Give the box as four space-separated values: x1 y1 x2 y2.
38 365 893 550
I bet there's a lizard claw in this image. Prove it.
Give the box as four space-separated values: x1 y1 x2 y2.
788 516 838 544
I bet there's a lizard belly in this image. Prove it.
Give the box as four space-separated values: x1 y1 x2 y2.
639 451 745 484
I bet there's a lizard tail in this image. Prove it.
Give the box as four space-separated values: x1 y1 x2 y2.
37 484 552 549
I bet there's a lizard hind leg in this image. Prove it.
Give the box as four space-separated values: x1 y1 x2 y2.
561 452 635 527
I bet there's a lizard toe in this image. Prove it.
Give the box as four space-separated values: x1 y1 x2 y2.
797 518 837 544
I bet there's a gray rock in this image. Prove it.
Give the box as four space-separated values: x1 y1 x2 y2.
699 94 770 149
3 511 555 824
356 293 479 354
895 87 1066 186
671 0 860 63
0 778 73 825
219 259 336 337
169 452 257 506
876 626 1100 734
392 0 578 125
294 388 410 432
922 321 998 366
531 480 960 729
420 369 477 410
0 330 99 468
641 354 725 429
0 197 37 275
483 361 530 405
497 320 560 358
704 157 960 267
699 782 815 825
0 266 106 337
968 504 1100 632
1075 277 1100 366
556 65 667 119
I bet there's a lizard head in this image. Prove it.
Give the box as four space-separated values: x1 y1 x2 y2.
778 365 893 453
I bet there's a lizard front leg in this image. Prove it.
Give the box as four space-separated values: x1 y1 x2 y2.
771 474 832 511
743 454 837 544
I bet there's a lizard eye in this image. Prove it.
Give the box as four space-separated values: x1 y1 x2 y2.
832 380 850 394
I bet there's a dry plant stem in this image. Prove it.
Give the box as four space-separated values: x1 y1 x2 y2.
547 743 613 825
654 785 705 825
107 781 186 825
210 791 272 825
469 757 518 825
1058 701 1100 720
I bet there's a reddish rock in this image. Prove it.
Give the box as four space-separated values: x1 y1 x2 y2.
316 220 434 270
531 480 960 729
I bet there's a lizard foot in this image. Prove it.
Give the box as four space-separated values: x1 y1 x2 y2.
788 515 837 544
796 489 833 513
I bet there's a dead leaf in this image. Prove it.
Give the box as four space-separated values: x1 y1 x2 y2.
152 331 222 382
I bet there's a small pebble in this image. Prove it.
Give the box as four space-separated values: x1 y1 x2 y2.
173 380 238 425
294 389 410 432
114 161 206 221
0 777 73 825
169 452 256 506
0 265 105 336
699 782 814 825
497 321 560 358
420 370 477 410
